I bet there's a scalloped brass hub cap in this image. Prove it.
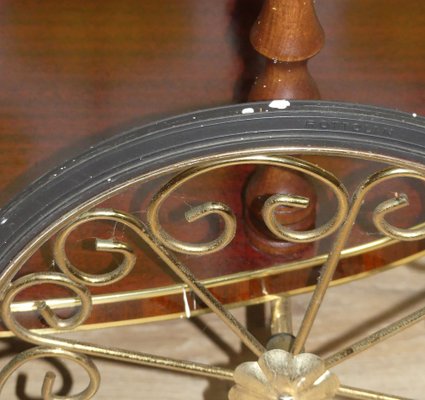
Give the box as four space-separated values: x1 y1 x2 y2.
229 349 339 400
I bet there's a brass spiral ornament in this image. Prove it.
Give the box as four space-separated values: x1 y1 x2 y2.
1 273 92 336
0 347 100 400
291 166 425 356
147 154 349 253
0 102 423 399
54 212 137 286
372 169 425 242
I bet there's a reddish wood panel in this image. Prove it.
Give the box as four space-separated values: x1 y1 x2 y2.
0 0 423 205
0 0 423 329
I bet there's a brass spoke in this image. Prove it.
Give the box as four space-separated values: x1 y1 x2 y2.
141 222 266 357
53 209 266 357
0 342 234 383
0 274 236 382
291 181 367 354
292 168 424 355
74 342 235 381
338 385 414 400
146 154 349 357
325 305 425 368
65 209 266 357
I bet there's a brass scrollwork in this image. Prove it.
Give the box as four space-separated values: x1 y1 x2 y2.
292 165 425 355
2 154 425 400
0 346 100 400
372 168 425 241
0 236 237 388
147 155 349 253
54 212 137 287
0 273 98 399
262 193 338 243
147 164 238 255
1 272 92 343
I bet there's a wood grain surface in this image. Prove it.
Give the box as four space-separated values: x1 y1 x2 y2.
0 1 424 398
0 0 423 205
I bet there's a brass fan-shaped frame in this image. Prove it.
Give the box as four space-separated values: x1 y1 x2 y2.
0 101 424 399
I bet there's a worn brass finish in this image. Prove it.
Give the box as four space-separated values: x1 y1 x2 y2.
0 347 100 400
54 213 137 286
291 167 425 355
9 233 421 321
5 272 93 331
0 255 235 385
57 209 265 356
2 152 425 399
325 305 425 369
147 155 348 253
230 349 339 400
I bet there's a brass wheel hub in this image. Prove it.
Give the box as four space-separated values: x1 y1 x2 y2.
230 349 339 400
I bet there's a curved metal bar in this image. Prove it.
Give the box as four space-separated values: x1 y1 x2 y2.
373 170 425 241
0 265 236 381
147 154 349 254
3 272 92 331
5 208 264 356
54 213 137 287
0 346 100 400
292 167 425 355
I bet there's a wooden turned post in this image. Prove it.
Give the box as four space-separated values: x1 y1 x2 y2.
244 0 324 256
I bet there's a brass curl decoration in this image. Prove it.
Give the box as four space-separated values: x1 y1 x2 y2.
148 167 237 255
1 222 240 381
2 273 92 335
292 165 425 355
147 155 349 253
54 213 137 286
1 270 95 357
372 168 425 241
262 194 333 243
0 346 100 400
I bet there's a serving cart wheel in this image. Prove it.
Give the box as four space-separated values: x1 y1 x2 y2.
0 101 424 399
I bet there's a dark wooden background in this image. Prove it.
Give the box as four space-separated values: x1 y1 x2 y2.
0 0 423 206
0 2 423 398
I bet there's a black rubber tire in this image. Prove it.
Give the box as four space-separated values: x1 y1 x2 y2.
0 100 424 273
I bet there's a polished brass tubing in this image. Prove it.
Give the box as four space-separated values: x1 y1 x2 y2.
147 154 349 254
270 296 293 336
4 272 93 330
337 385 413 400
292 167 425 355
6 208 265 359
374 194 425 241
0 346 100 400
9 237 424 320
54 213 137 287
325 305 425 368
1 276 234 382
